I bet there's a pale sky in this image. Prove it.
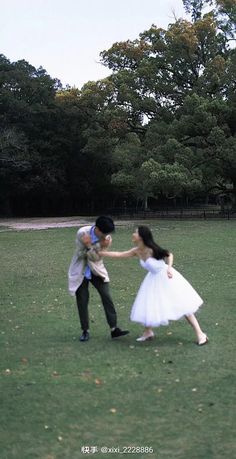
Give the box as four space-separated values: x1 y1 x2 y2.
1 0 187 88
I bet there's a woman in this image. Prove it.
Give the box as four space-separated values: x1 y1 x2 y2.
99 226 208 345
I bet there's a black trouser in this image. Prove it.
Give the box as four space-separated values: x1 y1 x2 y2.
75 274 117 331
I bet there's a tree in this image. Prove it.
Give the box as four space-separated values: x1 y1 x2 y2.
0 127 31 215
0 55 65 215
166 94 236 206
99 1 235 208
100 6 232 121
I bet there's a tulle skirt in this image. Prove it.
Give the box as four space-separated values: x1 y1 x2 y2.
130 266 203 327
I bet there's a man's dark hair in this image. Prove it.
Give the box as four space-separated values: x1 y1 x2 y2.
95 216 115 234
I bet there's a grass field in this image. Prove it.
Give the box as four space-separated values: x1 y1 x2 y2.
0 220 236 459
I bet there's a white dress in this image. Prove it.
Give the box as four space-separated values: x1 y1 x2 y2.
130 257 203 327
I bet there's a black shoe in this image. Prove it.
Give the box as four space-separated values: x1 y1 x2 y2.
111 327 129 339
80 330 90 342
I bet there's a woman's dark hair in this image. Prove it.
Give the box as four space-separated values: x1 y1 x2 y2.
138 226 169 260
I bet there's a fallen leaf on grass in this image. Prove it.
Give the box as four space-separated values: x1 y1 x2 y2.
52 371 59 377
110 408 117 413
95 378 102 385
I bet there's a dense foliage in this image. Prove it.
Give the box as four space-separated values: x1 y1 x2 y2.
0 0 235 216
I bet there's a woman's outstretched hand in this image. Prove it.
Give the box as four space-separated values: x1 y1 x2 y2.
167 267 173 278
100 235 112 249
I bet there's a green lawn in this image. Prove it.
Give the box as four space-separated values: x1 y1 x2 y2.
0 220 236 459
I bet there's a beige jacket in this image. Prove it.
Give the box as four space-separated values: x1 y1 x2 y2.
68 225 110 296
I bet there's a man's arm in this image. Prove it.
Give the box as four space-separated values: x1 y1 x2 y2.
80 233 101 262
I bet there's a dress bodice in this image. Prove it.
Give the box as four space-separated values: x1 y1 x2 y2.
140 257 166 273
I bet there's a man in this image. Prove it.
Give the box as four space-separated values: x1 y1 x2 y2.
68 216 129 342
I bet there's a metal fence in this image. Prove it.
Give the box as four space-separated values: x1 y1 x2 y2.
108 208 235 220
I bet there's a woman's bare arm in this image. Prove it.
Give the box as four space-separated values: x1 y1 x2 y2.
99 247 138 258
165 252 174 278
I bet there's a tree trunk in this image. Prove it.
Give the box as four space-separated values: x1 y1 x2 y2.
143 195 148 210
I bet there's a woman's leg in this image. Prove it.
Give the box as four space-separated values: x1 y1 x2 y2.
136 326 154 341
143 327 154 336
185 314 208 345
